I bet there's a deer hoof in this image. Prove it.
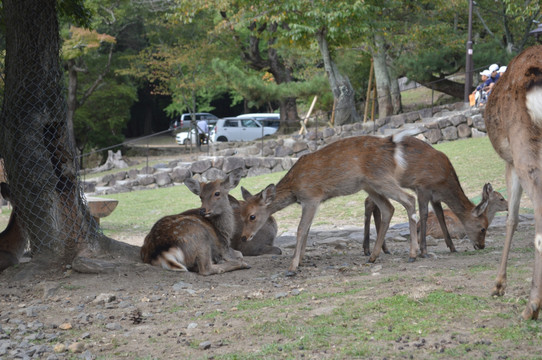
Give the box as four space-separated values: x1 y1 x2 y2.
284 270 297 277
521 302 540 320
408 257 416 263
491 284 506 297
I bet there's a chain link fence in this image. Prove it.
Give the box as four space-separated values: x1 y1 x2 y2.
0 0 100 260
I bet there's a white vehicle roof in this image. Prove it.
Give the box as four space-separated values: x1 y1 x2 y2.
236 113 280 119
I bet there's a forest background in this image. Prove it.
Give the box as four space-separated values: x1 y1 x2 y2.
2 0 539 161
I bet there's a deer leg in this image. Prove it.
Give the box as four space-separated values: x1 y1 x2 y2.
492 165 521 297
519 171 542 320
388 190 418 262
367 194 394 263
416 195 430 257
431 201 457 253
363 197 374 255
363 197 388 256
288 201 319 274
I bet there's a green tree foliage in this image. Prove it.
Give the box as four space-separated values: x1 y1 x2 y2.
74 80 137 154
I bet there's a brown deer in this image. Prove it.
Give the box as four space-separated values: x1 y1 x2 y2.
140 170 250 275
190 177 281 256
363 136 491 257
484 45 542 320
0 182 26 272
423 188 507 240
363 184 507 255
239 134 421 275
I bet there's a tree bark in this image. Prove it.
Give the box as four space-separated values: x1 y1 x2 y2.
315 28 359 125
372 34 393 118
0 0 138 274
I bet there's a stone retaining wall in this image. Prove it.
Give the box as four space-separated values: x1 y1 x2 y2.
86 103 486 195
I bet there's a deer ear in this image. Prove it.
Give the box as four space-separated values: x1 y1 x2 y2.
472 183 492 217
260 184 276 206
241 186 252 200
184 178 201 196
224 169 243 190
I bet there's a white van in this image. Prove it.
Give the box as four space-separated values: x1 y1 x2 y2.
210 117 277 142
236 113 280 129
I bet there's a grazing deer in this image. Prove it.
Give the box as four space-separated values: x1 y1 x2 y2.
0 182 26 272
483 45 542 320
140 170 250 275
363 185 507 254
363 136 492 257
423 188 507 240
190 177 281 256
239 134 421 275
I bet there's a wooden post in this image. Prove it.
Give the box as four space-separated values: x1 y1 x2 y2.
299 95 318 135
363 59 374 123
371 81 377 122
329 98 337 127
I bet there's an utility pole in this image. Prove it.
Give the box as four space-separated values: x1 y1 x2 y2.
464 0 474 103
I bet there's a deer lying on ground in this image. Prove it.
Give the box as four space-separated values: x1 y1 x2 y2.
0 182 26 272
363 136 492 257
484 45 542 320
190 177 281 256
239 133 421 275
363 184 507 254
140 170 250 275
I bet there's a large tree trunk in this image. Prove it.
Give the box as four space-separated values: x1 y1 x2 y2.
0 0 138 274
315 28 359 126
372 34 393 118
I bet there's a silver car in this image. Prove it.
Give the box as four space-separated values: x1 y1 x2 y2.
209 118 277 142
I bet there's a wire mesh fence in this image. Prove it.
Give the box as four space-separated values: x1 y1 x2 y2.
0 0 101 260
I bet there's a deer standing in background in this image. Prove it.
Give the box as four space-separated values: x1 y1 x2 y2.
140 170 250 275
0 182 26 272
239 133 420 275
484 45 542 320
363 185 507 254
363 136 492 257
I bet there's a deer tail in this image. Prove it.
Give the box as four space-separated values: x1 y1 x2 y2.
151 247 188 272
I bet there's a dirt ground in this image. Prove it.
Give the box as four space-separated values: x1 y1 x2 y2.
1 216 541 359
1 149 541 359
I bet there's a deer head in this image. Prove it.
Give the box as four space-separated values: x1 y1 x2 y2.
239 184 276 241
184 169 243 218
461 183 492 250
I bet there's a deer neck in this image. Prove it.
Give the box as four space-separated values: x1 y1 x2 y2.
443 191 475 222
208 208 235 246
269 179 298 214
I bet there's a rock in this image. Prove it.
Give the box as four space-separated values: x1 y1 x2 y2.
199 341 212 350
68 342 85 353
93 293 116 304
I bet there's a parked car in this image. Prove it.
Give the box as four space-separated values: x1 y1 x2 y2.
169 112 219 135
209 118 277 142
236 113 280 129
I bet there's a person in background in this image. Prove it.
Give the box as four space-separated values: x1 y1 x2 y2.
498 66 507 75
486 63 500 94
196 119 209 145
473 69 492 106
